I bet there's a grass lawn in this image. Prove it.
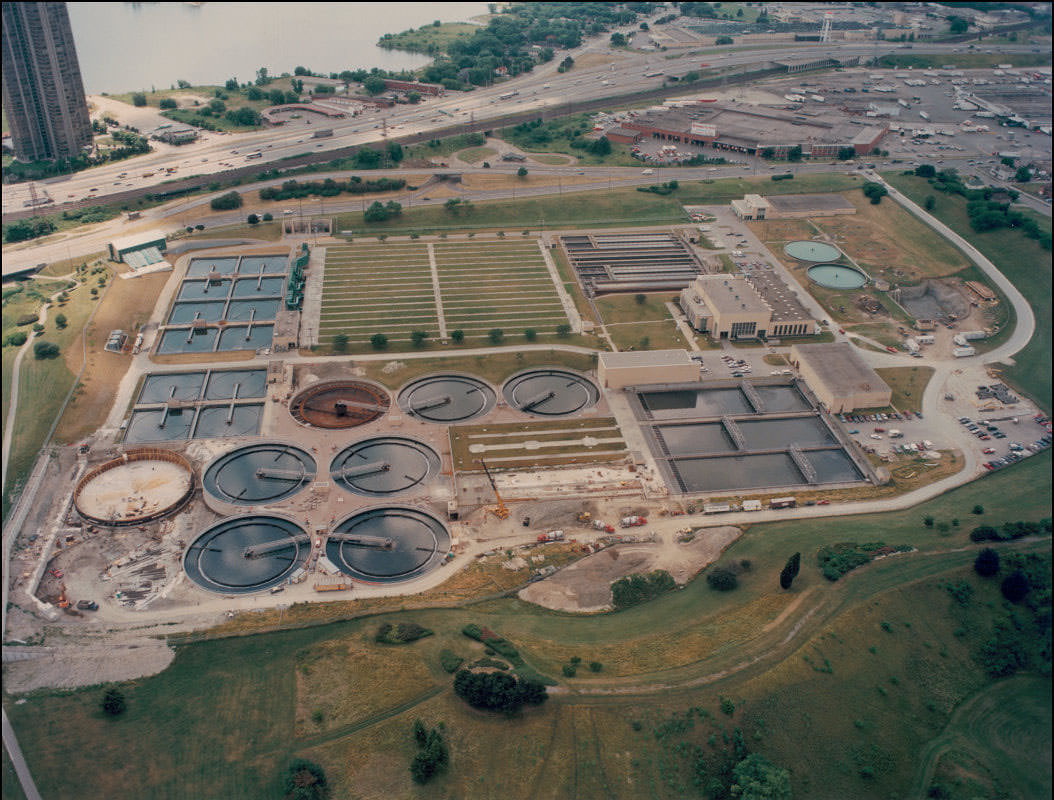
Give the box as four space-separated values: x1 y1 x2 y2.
877 52 1051 70
607 319 688 351
594 291 679 324
875 366 934 413
5 451 1049 800
884 173 1052 411
455 146 497 164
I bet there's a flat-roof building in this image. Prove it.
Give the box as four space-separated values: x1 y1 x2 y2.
790 343 891 412
681 274 817 340
598 349 699 389
108 230 167 264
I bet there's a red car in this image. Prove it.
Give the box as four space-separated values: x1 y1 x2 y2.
983 448 995 454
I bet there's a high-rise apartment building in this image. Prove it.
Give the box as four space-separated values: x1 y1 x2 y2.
2 2 92 162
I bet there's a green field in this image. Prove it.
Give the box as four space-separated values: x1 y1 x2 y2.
377 21 478 54
877 52 1051 70
884 173 1052 411
317 239 570 350
4 449 1049 799
875 366 934 413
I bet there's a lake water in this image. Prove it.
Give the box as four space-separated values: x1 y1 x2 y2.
68 2 489 94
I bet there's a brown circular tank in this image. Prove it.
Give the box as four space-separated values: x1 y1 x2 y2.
73 448 195 526
289 380 390 429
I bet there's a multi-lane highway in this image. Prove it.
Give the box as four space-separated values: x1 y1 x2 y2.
2 31 1043 215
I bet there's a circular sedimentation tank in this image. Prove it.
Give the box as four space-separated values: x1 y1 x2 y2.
73 448 194 526
202 443 316 505
326 506 450 583
290 380 390 429
397 374 496 423
331 437 441 497
502 368 600 417
184 515 310 593
807 263 868 290
784 240 843 263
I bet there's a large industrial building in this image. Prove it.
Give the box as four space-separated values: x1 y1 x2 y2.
598 349 699 389
680 274 817 340
1 1 92 162
789 342 891 413
605 103 888 158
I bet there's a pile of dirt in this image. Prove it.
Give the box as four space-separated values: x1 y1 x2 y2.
519 526 740 612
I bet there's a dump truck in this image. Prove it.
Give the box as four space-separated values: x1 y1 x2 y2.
592 519 615 533
620 516 647 528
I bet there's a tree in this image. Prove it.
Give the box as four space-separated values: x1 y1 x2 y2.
524 328 537 341
924 195 936 210
54 313 68 329
948 16 969 35
972 505 984 515
246 86 264 101
1015 166 1031 183
283 758 327 800
556 323 571 337
634 293 647 305
974 548 1000 577
451 329 464 344
247 213 259 225
837 146 856 160
411 330 429 348
914 164 936 178
332 333 349 352
410 723 449 784
517 166 528 178
370 333 388 350
1000 570 1029 603
731 754 792 800
225 77 238 90
610 32 627 47
33 341 60 360
488 329 505 344
5 331 28 347
863 182 888 204
101 687 126 716
707 567 738 592
363 75 387 95
787 145 802 162
407 90 421 104
779 552 801 590
159 97 177 109
452 669 548 714
715 36 734 45
210 191 243 211
132 92 147 107
924 516 935 528
262 212 273 221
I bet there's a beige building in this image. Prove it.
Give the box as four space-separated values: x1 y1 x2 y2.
680 275 816 340
597 349 699 389
790 343 891 412
733 193 857 221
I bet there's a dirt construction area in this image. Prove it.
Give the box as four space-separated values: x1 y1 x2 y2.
519 525 740 612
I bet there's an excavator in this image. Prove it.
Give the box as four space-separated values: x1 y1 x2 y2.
479 458 509 520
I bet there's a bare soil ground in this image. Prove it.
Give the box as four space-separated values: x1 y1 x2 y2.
519 525 740 612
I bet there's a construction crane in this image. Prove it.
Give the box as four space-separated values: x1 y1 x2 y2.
479 458 509 520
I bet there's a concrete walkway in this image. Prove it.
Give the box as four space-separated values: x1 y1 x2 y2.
425 243 448 340
536 236 583 334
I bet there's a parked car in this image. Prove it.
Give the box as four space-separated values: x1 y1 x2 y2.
76 600 98 611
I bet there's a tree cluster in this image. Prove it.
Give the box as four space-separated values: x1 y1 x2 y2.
452 669 547 715
363 200 403 223
862 182 888 204
210 191 244 211
260 176 405 202
282 758 327 800
409 720 449 784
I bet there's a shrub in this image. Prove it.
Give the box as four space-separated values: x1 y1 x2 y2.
450 329 464 344
945 580 973 606
332 333 349 352
611 570 676 608
411 330 429 348
488 328 504 344
283 758 327 800
720 697 735 716
779 552 800 590
972 505 984 515
556 323 571 337
589 661 602 672
262 212 273 221
974 548 1000 577
54 313 67 329
370 333 388 350
131 92 147 106
5 331 28 347
523 328 537 342
375 622 433 644
16 314 38 327
159 97 177 109
562 664 577 677
635 293 646 305
707 567 738 592
101 687 126 716
439 649 464 673
33 341 60 359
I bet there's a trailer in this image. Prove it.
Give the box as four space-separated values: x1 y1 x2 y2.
769 497 797 509
953 346 976 358
703 503 731 515
742 499 762 512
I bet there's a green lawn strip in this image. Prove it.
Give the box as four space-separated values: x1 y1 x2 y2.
877 52 1051 70
594 292 680 324
607 319 688 351
875 366 934 413
1 746 28 800
884 173 1051 411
